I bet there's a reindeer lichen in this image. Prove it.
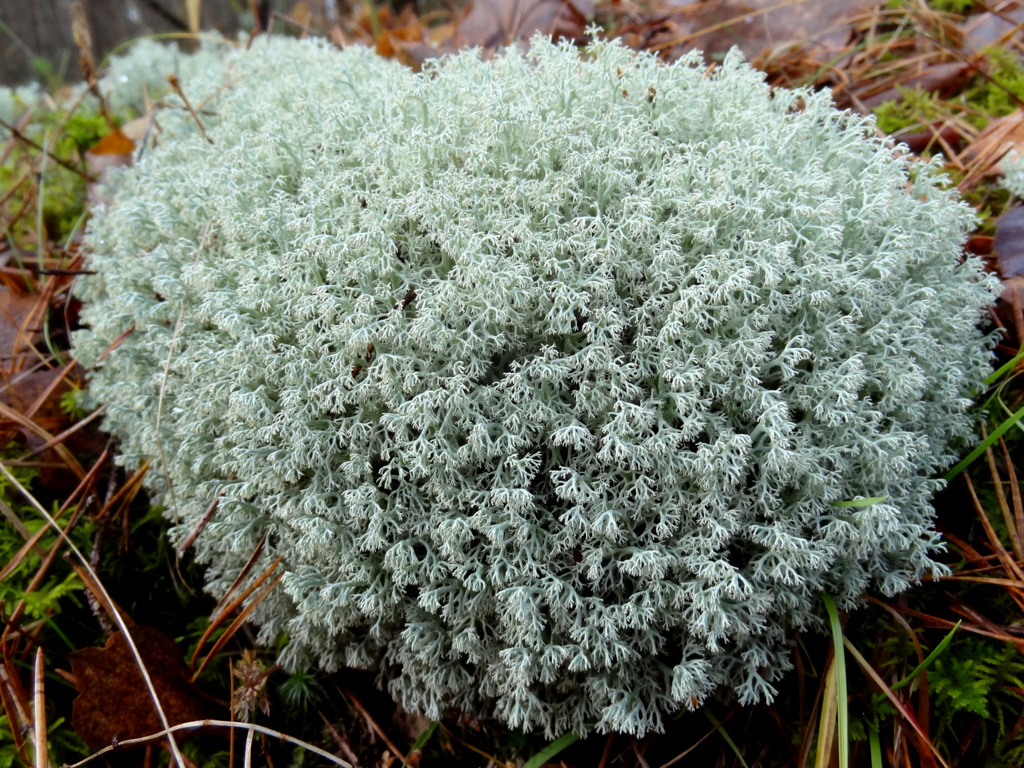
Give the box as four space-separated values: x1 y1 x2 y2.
74 35 1000 737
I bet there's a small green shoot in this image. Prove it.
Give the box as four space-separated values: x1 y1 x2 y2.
945 402 1024 480
831 496 887 508
822 593 849 768
403 721 438 767
703 710 750 768
869 726 883 768
521 732 579 768
890 621 962 692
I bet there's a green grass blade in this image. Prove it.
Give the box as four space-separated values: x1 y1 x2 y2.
869 726 883 768
985 347 1024 385
403 721 438 767
822 593 849 768
830 496 887 508
703 710 750 768
522 732 579 768
890 621 961 692
945 402 1024 481
998 396 1024 436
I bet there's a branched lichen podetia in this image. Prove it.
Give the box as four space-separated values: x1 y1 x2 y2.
73 35 1000 737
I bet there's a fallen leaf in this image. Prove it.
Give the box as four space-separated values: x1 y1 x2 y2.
962 4 1024 55
994 274 1024 346
0 286 44 373
994 206 1024 279
629 0 873 65
855 62 973 110
991 207 1024 345
452 0 592 51
87 129 135 156
69 625 210 750
85 129 134 205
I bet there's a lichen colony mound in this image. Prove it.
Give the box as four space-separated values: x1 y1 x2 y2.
74 36 1000 736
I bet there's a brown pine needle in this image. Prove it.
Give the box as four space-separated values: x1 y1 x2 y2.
191 573 284 682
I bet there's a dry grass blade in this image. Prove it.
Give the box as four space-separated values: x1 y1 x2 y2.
63 719 353 768
243 726 254 768
863 597 930 727
23 359 79 420
0 663 30 764
178 497 219 553
0 525 50 582
0 118 93 182
33 648 47 768
982 421 1023 560
228 659 236 768
962 472 1024 612
166 76 213 145
191 571 284 681
317 710 360 767
341 684 405 759
998 435 1024 551
0 401 85 478
93 324 134 364
0 463 188 768
94 459 151 520
17 405 108 463
65 560 132 629
899 607 1024 651
813 656 838 768
0 451 106 629
648 0 815 53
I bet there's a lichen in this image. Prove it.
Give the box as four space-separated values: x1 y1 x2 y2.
74 35 1000 737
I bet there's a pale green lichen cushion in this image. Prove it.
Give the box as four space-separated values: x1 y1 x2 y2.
74 35 1000 737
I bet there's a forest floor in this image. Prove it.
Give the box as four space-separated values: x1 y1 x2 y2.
1 1 1024 767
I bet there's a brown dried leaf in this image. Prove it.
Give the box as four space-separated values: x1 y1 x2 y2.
85 130 134 206
640 0 873 64
453 0 592 51
856 62 973 110
0 286 43 372
962 4 1024 55
69 625 209 750
994 206 1024 279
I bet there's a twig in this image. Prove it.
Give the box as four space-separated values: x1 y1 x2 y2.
0 118 93 181
17 405 108 462
166 76 213 145
60 719 354 768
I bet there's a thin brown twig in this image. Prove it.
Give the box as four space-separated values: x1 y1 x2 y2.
166 76 214 145
17 405 108 463
0 118 93 181
62 719 353 768
342 683 406 759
